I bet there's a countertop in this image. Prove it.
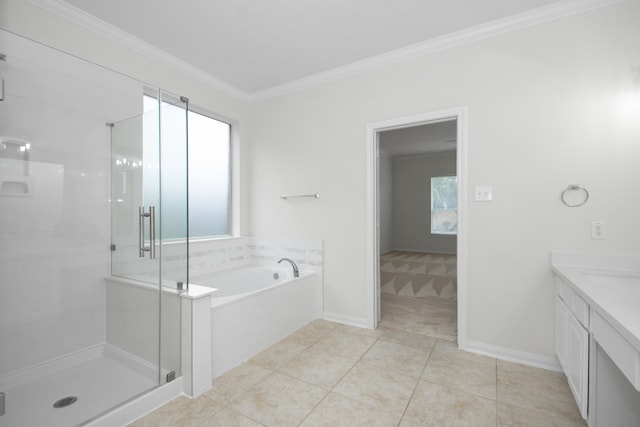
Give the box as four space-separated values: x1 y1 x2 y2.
551 251 640 354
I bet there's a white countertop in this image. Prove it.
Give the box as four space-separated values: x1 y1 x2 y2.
551 251 640 354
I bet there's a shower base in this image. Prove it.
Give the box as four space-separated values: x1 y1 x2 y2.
0 344 158 427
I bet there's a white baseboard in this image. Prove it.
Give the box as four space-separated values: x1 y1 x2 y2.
323 311 369 329
465 340 561 372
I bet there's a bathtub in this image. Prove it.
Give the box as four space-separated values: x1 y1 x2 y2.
190 265 322 378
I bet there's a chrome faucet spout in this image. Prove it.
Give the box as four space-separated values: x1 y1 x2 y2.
278 258 299 277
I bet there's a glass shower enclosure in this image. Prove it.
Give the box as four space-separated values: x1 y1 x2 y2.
0 30 187 426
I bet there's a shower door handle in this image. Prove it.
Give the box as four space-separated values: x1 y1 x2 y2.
1 53 6 101
138 206 156 259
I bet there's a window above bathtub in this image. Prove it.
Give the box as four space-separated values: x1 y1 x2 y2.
187 106 232 238
143 95 233 239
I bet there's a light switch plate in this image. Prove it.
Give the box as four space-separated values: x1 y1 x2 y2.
475 186 492 201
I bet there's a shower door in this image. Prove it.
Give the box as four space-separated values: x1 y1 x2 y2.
110 89 188 385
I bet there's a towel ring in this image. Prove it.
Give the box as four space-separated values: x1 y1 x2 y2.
561 185 589 207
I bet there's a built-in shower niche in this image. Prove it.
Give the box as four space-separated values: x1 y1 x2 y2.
0 137 34 197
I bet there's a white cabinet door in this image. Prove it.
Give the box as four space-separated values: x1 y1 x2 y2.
555 295 568 371
567 312 589 419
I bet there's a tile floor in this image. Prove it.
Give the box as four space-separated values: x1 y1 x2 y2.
129 320 586 427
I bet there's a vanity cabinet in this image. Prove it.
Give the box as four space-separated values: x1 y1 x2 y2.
555 276 589 419
552 251 640 427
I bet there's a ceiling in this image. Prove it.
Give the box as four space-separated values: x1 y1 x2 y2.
379 120 457 157
59 0 572 97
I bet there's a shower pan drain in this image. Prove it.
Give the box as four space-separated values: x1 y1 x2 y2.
53 396 77 408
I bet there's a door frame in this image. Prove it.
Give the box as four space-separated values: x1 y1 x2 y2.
365 106 468 349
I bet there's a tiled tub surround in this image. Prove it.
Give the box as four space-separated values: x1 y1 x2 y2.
129 320 586 426
111 237 323 282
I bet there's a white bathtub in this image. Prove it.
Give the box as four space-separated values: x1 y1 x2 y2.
190 265 322 378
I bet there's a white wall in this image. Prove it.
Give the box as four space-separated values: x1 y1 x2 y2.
379 151 393 254
249 1 640 357
392 152 457 254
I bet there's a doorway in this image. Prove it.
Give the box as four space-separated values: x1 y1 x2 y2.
365 108 468 348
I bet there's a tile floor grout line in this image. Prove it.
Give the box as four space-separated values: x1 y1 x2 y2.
233 405 267 427
293 386 330 427
319 334 383 408
196 400 261 427
266 326 382 426
283 332 381 425
397 337 437 425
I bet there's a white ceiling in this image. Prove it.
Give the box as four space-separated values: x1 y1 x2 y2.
59 0 573 96
379 120 457 157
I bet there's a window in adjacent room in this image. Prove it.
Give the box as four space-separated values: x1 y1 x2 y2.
431 176 457 235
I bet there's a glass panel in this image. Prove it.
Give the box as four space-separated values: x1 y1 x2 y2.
111 104 159 281
109 100 164 390
158 92 188 378
112 90 186 385
158 94 189 242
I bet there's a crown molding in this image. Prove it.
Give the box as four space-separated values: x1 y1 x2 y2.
248 0 626 102
27 0 625 104
26 0 252 102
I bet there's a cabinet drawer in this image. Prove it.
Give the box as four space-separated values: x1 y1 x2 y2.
556 276 572 302
572 293 589 328
592 310 640 391
556 276 590 328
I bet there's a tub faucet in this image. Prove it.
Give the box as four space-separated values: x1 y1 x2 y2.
278 258 299 277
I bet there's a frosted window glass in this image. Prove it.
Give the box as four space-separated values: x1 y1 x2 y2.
160 99 188 240
188 110 231 237
143 96 231 239
142 96 159 236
